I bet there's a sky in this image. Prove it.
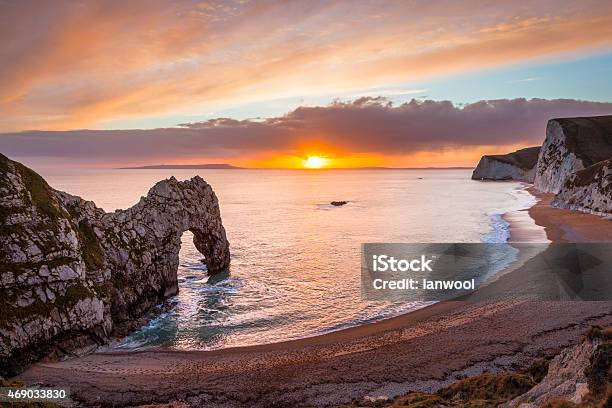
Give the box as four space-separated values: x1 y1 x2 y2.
1 0 612 168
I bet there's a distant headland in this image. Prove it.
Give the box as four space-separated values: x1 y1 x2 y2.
119 164 243 169
119 165 473 170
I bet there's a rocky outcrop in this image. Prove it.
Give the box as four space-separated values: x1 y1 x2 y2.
505 328 611 407
506 342 595 406
0 153 230 375
534 116 612 193
552 159 612 216
472 146 540 182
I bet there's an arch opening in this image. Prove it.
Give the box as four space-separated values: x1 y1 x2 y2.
179 227 230 275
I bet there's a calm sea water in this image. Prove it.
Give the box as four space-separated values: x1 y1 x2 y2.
38 168 535 350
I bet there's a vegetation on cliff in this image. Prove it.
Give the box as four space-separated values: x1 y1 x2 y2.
338 327 610 408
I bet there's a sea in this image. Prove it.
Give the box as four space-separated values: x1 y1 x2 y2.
38 168 537 351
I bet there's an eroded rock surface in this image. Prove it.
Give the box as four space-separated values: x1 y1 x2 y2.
534 116 612 193
553 159 612 216
0 153 230 375
504 330 610 407
472 146 540 182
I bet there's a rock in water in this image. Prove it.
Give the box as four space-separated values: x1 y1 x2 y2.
552 158 612 216
534 116 612 193
0 153 230 375
471 146 540 182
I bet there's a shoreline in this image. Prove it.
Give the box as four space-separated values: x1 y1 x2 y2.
503 184 549 243
16 186 612 407
503 184 611 243
526 186 612 242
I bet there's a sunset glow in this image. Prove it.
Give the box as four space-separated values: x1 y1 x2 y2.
1 1 612 168
303 156 329 169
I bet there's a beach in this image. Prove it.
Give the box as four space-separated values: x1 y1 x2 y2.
16 188 612 407
17 301 612 407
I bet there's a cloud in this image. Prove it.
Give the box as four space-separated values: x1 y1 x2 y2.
1 0 612 131
1 98 611 166
346 89 429 99
512 77 544 83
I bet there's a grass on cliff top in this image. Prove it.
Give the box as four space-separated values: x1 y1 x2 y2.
339 326 612 408
3 154 106 273
0 155 71 237
13 161 67 225
76 219 104 272
334 357 548 408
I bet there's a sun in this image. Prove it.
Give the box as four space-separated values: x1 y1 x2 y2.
303 155 328 169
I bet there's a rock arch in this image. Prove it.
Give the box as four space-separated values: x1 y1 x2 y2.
0 154 230 374
99 175 231 322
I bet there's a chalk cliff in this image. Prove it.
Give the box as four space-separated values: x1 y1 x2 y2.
534 116 612 193
472 146 540 182
0 154 230 375
552 158 612 216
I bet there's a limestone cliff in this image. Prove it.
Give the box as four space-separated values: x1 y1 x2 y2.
552 158 612 216
0 154 230 375
534 115 612 193
472 146 540 182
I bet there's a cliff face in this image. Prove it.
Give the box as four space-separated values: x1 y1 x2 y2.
0 154 230 375
472 146 540 182
534 116 612 193
552 159 612 216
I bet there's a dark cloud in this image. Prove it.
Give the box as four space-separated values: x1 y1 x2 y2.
1 98 611 165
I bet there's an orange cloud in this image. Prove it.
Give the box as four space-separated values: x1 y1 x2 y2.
1 0 612 131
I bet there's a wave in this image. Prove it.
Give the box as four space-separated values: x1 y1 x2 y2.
481 184 537 243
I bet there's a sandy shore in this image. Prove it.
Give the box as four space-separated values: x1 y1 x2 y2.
17 301 612 407
526 187 612 242
16 189 612 407
502 186 549 243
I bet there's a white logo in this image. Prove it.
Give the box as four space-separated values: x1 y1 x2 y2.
372 254 433 272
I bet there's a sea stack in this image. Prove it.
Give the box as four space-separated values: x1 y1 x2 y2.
0 153 230 375
534 116 612 193
471 146 540 182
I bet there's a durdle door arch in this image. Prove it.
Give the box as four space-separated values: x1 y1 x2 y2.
0 155 230 375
